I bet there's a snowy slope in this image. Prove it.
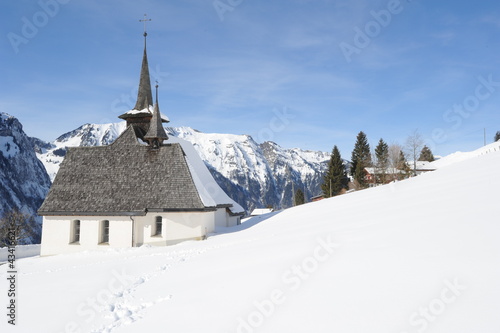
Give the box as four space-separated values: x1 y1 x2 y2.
2 144 499 332
428 140 500 169
36 122 331 211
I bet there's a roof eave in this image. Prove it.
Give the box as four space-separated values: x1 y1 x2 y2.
38 207 219 216
146 207 217 213
38 211 148 217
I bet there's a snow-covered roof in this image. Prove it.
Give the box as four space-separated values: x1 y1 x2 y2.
168 136 245 215
413 160 436 170
119 106 170 123
364 167 404 175
250 208 273 216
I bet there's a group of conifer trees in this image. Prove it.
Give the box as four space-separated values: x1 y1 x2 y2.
321 130 437 198
294 129 500 204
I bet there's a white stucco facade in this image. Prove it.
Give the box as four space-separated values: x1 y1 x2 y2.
40 216 133 256
214 207 241 228
133 211 216 247
40 211 224 256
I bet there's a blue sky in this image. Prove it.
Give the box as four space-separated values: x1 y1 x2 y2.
1 0 500 158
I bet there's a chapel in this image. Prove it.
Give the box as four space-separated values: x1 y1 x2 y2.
38 25 244 256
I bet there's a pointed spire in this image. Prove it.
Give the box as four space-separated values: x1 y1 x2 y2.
118 15 169 139
133 32 153 111
144 83 169 148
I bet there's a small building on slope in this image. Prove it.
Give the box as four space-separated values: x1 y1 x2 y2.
249 208 274 216
38 29 244 256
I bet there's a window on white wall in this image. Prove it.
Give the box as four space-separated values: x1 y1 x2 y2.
154 216 162 236
100 220 110 244
71 220 80 243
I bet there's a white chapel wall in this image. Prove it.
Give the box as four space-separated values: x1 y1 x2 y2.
134 211 216 246
40 216 132 256
40 211 222 255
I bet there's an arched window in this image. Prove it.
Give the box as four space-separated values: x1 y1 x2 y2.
100 220 110 244
155 216 162 236
71 220 80 243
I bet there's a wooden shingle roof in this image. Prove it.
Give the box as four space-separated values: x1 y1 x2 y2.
38 126 211 216
144 102 168 143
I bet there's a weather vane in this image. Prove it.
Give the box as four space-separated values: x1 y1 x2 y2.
139 13 152 36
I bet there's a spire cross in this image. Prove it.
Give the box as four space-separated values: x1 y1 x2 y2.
139 14 152 36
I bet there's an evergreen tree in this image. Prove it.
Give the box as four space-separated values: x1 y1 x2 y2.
322 145 349 197
418 145 435 162
374 138 389 184
397 150 411 179
494 131 500 142
350 131 371 188
353 162 368 188
294 189 305 206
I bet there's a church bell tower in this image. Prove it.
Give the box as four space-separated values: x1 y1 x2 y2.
118 14 169 140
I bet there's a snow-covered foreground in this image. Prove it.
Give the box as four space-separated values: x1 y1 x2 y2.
2 145 500 333
0 245 40 263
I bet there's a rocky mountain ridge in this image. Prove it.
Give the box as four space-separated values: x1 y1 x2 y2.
0 112 51 243
34 122 332 212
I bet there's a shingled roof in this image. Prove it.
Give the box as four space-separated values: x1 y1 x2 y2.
38 126 212 216
144 102 168 144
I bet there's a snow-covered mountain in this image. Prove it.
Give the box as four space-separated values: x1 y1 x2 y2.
167 127 331 210
34 122 332 212
0 113 51 242
33 122 126 181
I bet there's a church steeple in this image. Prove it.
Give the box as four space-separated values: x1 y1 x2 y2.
144 83 169 148
133 27 153 111
118 14 155 136
118 15 169 140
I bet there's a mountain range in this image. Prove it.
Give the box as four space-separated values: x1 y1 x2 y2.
29 120 332 214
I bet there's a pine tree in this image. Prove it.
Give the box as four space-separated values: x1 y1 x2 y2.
353 162 368 188
374 138 389 184
294 189 305 206
418 145 435 162
322 145 349 197
350 131 371 188
397 150 410 179
494 131 500 142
